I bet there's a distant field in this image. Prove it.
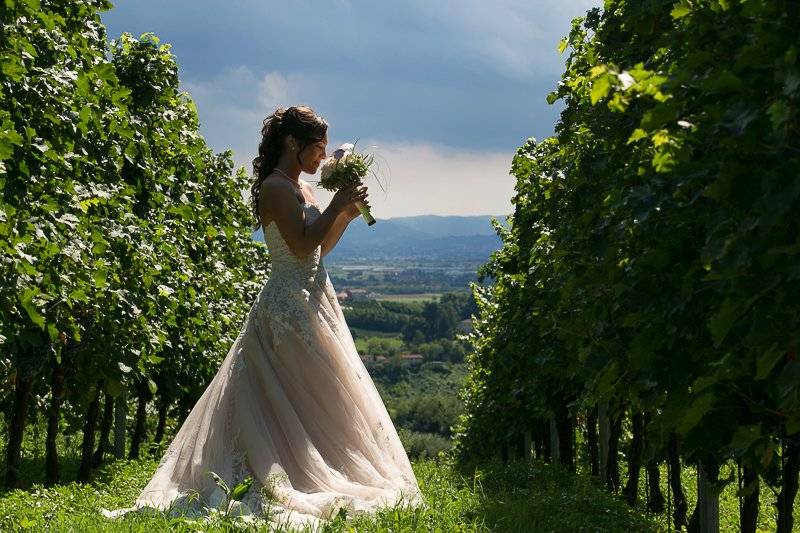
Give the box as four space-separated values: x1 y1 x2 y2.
350 327 402 339
353 333 404 354
374 293 441 303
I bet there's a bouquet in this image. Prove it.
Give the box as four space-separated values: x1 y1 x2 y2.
319 142 376 226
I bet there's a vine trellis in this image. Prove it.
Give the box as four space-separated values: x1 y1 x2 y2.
452 1 800 532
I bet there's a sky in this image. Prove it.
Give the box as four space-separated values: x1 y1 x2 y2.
101 0 601 218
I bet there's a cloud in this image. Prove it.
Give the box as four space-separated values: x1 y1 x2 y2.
182 68 518 218
306 140 515 218
180 66 314 166
408 0 599 81
181 68 521 218
101 0 602 215
258 72 292 111
181 65 262 132
332 0 353 10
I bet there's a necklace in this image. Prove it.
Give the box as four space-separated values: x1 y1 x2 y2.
273 167 299 186
273 167 307 204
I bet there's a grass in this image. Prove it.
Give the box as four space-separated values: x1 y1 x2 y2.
7 372 795 531
612 456 800 533
470 457 659 533
0 431 662 532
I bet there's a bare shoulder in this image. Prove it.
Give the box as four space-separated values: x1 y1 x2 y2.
260 174 294 195
259 175 297 206
258 175 299 224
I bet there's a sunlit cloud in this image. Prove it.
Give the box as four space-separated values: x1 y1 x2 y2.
303 140 514 219
258 72 293 111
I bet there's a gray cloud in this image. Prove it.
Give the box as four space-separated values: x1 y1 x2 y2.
101 0 601 216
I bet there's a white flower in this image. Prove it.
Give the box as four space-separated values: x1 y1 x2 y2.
617 71 635 90
321 143 355 178
332 143 354 160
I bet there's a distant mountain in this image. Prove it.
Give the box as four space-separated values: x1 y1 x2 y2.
252 214 511 262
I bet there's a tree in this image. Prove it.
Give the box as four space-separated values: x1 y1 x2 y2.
0 2 267 486
453 1 800 529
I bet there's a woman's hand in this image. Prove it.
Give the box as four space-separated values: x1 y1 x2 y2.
331 185 369 221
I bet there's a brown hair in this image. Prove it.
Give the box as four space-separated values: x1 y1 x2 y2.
250 106 328 230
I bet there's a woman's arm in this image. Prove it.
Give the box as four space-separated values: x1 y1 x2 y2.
259 179 351 260
320 192 371 257
320 211 351 258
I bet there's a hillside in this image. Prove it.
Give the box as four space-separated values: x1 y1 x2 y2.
252 214 511 262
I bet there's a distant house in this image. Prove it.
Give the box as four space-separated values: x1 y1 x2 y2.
456 318 473 334
400 353 423 364
336 290 349 303
360 353 400 363
343 288 372 301
361 353 422 365
347 288 369 296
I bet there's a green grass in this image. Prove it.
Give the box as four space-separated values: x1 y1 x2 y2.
471 458 659 533
613 457 800 533
0 441 662 532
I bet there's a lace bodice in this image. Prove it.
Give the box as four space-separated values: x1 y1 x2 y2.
262 202 326 288
252 203 342 346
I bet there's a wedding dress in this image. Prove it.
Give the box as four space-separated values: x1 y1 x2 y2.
102 202 426 530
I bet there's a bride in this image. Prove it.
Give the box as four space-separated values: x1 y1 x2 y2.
102 106 426 529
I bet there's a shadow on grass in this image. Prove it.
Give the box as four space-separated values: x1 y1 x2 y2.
455 456 661 533
0 453 82 495
0 439 167 495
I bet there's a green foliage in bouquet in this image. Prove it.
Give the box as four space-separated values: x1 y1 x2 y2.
318 141 382 225
318 149 374 191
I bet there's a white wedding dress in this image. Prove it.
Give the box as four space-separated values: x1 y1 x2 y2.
102 202 425 530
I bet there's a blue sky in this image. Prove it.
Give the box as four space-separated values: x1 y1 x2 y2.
101 0 600 218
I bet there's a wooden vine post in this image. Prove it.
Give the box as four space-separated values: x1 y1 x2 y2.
113 385 128 459
697 461 720 533
549 416 560 464
598 402 610 483
523 429 532 462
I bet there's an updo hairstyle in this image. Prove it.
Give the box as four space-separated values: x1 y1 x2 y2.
250 105 328 230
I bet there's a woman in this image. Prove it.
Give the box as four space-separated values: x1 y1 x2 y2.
103 106 426 529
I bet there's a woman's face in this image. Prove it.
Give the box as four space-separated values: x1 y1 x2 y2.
297 132 328 174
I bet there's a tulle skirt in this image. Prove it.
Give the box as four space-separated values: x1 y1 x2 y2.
101 277 426 531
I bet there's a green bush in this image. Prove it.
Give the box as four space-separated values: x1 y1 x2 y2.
398 428 452 461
